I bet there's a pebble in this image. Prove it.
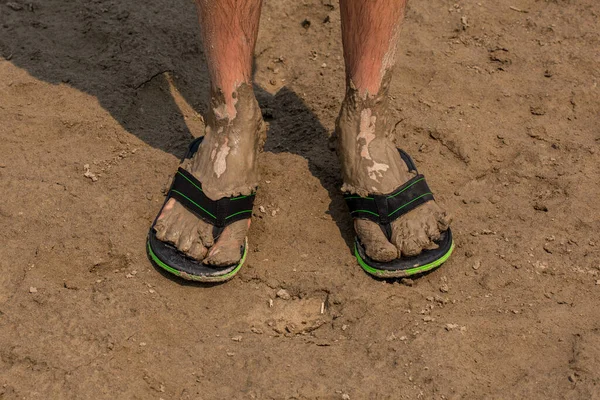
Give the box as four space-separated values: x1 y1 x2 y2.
472 260 481 270
434 295 448 304
460 15 469 30
231 335 242 342
530 105 547 116
489 195 501 204
445 323 459 331
276 289 291 300
83 164 98 182
6 2 23 11
259 206 266 213
423 316 435 322
342 394 350 400
534 261 548 270
439 283 449 293
29 286 37 293
63 281 78 290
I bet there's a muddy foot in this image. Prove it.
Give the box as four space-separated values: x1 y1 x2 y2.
336 78 452 262
154 84 265 267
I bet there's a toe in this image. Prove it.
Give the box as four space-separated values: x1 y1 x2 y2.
425 216 442 242
187 240 207 260
162 214 185 245
355 219 398 262
154 219 167 240
402 236 427 257
204 245 242 267
204 220 248 267
400 220 431 257
154 205 176 240
391 219 431 257
154 200 181 241
390 220 407 256
197 220 215 248
436 208 452 232
176 220 197 253
401 239 420 257
422 220 440 251
157 198 176 220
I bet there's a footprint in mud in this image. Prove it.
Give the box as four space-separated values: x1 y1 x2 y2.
248 296 330 335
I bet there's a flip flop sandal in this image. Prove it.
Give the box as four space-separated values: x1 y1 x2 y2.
147 137 255 282
344 149 454 278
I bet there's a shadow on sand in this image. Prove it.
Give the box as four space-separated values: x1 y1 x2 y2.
0 0 355 283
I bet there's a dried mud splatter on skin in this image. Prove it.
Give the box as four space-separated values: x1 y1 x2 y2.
1 0 599 398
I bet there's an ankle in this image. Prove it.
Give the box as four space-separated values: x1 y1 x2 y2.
188 83 265 201
207 83 261 129
336 79 411 196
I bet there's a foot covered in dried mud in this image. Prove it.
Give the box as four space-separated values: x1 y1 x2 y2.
148 84 265 281
336 78 453 277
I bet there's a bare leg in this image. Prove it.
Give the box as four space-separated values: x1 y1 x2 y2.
337 0 451 261
154 0 265 266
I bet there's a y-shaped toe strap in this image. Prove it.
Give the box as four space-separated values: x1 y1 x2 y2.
343 149 434 239
343 174 434 228
169 168 255 228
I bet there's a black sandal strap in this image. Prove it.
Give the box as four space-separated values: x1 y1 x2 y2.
344 174 434 225
169 168 255 228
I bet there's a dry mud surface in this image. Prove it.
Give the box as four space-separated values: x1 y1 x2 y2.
1 0 599 398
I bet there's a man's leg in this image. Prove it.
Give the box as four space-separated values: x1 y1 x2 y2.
337 0 451 261
154 0 265 266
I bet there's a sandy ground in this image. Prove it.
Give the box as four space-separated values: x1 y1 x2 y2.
1 0 599 398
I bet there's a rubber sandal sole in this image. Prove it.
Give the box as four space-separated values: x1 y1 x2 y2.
147 236 248 282
355 235 454 278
